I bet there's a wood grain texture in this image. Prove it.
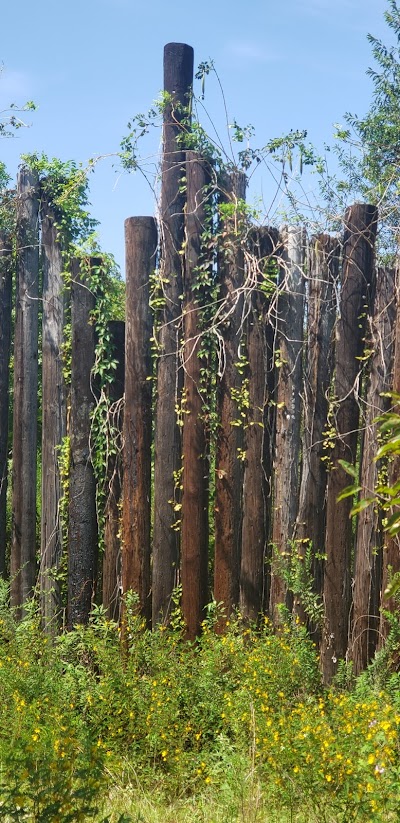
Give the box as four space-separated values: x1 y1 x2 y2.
321 204 377 683
11 168 40 612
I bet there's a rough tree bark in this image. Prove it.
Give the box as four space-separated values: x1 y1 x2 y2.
350 267 395 673
240 227 279 622
214 171 247 629
11 168 40 612
122 218 156 627
0 232 12 577
321 203 377 684
68 258 98 627
181 152 211 640
40 197 66 631
269 226 306 626
152 43 194 625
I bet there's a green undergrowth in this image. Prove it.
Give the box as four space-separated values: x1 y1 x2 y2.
0 589 399 822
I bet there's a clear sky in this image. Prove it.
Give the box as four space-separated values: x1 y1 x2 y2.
0 0 391 272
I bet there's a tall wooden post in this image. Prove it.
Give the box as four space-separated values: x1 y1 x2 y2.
379 264 400 646
152 43 194 625
11 168 40 612
269 226 306 625
122 217 156 626
68 258 98 627
214 171 247 628
102 320 125 623
240 227 278 622
181 152 211 639
40 198 66 630
350 267 395 673
321 204 377 683
0 232 13 577
295 235 338 619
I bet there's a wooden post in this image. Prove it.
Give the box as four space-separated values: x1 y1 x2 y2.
0 232 13 577
152 43 194 625
102 320 125 623
240 227 279 622
269 226 306 625
40 197 66 630
214 170 247 628
122 217 156 626
379 264 400 646
11 168 40 612
181 152 211 640
350 267 395 673
295 235 338 620
68 258 98 627
321 204 377 683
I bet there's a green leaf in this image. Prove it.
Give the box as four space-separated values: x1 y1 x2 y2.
350 496 375 516
384 571 400 600
337 485 362 502
338 459 358 479
385 511 400 536
377 413 400 432
376 434 400 459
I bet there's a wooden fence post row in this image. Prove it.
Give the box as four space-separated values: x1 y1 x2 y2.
2 42 399 684
0 167 396 683
118 195 390 686
0 170 395 682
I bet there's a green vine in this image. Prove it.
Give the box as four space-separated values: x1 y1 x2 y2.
77 253 125 555
271 539 324 628
20 153 126 573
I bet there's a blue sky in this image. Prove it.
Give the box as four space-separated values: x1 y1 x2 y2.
0 0 390 271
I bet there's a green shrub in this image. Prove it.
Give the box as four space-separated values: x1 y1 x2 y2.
0 602 400 821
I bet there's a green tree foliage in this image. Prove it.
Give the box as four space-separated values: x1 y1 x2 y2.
0 64 36 201
0 93 36 140
334 1 400 254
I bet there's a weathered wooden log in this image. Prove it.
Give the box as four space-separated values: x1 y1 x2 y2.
240 227 279 622
102 320 125 623
122 218 156 626
11 168 40 612
269 226 306 625
379 263 400 647
350 267 395 673
295 235 338 622
214 170 247 629
0 231 12 577
68 257 98 626
181 152 211 640
321 203 377 684
40 197 66 631
152 43 194 625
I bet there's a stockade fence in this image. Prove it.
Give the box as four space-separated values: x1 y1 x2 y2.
0 43 399 685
